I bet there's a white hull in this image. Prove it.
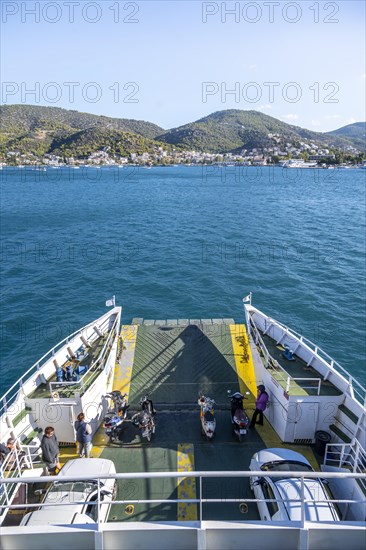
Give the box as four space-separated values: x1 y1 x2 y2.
0 307 121 447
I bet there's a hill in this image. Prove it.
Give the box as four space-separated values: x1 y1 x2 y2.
0 105 167 159
0 105 364 161
326 122 366 151
156 110 363 153
0 105 164 139
50 127 172 158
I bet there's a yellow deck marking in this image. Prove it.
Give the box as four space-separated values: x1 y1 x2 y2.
91 325 138 458
177 443 197 521
230 324 257 396
113 325 138 395
229 325 319 466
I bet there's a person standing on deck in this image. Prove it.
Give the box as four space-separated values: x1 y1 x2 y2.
41 427 60 474
74 412 92 458
249 385 269 428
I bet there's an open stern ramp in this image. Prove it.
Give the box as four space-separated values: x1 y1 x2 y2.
128 319 241 407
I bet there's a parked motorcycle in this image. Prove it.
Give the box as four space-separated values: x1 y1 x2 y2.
103 390 129 443
228 390 250 442
198 394 216 440
132 395 156 442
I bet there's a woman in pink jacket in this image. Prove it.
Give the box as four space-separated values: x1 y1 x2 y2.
250 385 269 428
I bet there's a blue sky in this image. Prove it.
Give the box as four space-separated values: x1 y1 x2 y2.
1 0 365 131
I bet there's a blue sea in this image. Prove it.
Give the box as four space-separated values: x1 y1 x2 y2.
1 165 365 394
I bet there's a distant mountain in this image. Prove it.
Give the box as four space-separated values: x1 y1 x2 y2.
0 105 364 160
50 127 171 158
0 105 164 138
0 105 166 158
156 110 364 153
326 122 366 150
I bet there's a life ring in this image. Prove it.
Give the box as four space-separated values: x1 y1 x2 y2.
52 392 60 400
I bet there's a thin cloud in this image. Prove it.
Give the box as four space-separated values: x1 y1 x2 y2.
324 115 341 120
311 119 321 127
282 114 299 120
258 104 272 110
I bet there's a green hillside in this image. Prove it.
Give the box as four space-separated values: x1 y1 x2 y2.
156 110 361 153
0 105 164 138
326 122 366 150
0 105 364 160
50 127 172 158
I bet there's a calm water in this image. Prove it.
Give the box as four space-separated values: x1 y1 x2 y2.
0 165 365 394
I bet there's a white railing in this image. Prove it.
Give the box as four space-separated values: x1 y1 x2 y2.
325 441 366 477
250 311 366 406
48 317 119 399
1 470 365 529
250 318 322 396
1 310 119 413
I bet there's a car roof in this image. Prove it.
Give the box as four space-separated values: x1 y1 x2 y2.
256 448 312 467
274 478 339 521
20 510 95 526
59 458 116 478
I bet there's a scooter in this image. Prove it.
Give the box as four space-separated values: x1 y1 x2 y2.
132 395 156 442
198 394 216 440
103 391 129 443
228 390 250 442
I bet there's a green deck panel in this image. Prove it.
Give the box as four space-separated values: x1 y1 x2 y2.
338 404 358 424
12 407 32 427
261 334 342 397
129 324 240 406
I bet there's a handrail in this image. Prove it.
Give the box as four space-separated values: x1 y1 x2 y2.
248 310 366 405
0 309 119 414
48 316 119 398
1 470 365 527
250 319 322 395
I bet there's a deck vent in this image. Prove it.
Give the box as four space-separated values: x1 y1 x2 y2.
294 438 313 444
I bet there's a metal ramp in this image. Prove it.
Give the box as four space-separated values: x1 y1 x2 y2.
128 322 240 407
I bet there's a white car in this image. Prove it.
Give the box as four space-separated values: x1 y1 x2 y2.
21 458 116 526
249 448 340 522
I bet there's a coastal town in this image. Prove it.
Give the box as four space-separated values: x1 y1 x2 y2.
2 135 364 169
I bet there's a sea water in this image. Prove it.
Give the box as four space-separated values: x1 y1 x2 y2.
0 165 365 393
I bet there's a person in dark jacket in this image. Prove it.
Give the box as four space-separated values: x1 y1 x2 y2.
249 385 269 428
0 438 15 465
74 412 92 458
40 426 60 474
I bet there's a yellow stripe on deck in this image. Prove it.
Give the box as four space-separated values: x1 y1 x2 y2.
91 325 138 458
230 324 257 396
113 325 138 395
177 443 197 521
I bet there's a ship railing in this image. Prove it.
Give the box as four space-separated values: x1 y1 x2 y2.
267 316 366 406
249 313 366 405
250 319 322 396
0 447 35 519
48 317 119 399
324 440 366 494
1 470 365 528
0 311 119 413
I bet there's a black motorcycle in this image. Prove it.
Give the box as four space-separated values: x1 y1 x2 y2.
132 395 156 442
228 390 250 442
103 390 129 442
